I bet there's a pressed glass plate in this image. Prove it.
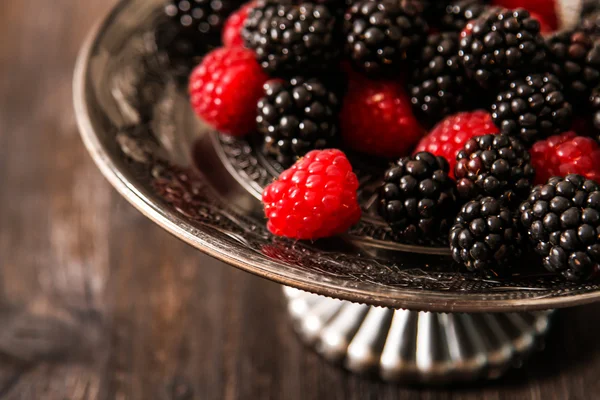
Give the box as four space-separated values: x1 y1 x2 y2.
74 0 600 313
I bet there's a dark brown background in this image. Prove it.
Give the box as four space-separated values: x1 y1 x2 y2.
1 0 600 399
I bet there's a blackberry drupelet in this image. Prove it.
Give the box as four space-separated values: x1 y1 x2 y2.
581 13 600 36
312 0 352 15
455 134 535 204
450 196 523 276
409 0 451 26
378 152 458 241
343 0 427 76
410 32 468 127
491 73 573 145
257 77 340 166
520 174 600 282
591 87 600 141
242 1 339 77
546 30 600 106
441 0 491 32
458 8 546 89
582 0 600 18
165 0 240 36
580 0 600 35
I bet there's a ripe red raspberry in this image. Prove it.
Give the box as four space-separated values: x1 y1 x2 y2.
414 111 499 177
189 47 268 136
222 2 254 47
491 0 558 31
340 73 424 158
262 149 362 239
530 132 600 184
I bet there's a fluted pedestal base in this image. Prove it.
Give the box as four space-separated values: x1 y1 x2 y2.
284 287 554 383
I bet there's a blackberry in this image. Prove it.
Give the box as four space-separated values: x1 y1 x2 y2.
378 152 458 241
450 196 523 276
257 77 340 166
546 30 600 106
491 73 573 145
242 1 340 77
343 0 427 76
458 8 546 89
455 134 535 205
410 32 468 127
441 0 491 32
165 0 240 37
520 174 600 282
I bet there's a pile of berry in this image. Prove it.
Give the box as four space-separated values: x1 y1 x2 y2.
167 0 600 282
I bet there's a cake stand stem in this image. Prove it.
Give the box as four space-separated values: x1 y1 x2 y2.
283 287 555 383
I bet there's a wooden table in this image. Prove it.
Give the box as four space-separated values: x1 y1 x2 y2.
1 1 600 398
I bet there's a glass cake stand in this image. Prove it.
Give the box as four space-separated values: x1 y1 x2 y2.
74 0 594 383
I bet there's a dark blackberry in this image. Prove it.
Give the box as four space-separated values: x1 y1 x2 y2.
165 0 240 37
546 30 600 106
455 134 535 205
520 174 600 282
378 152 458 241
450 196 523 276
441 0 491 32
257 77 340 166
458 8 546 89
491 73 573 145
242 1 340 77
343 0 427 76
410 32 468 127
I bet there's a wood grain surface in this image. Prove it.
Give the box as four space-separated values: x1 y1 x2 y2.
1 0 600 399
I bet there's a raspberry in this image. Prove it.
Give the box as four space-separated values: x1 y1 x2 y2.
414 111 499 177
223 2 254 47
262 149 362 239
189 47 268 136
530 132 600 185
491 0 558 31
340 73 424 158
